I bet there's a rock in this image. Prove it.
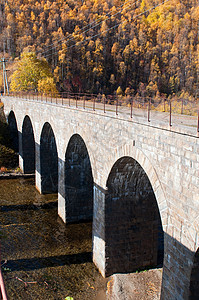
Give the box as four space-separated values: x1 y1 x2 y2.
107 268 163 300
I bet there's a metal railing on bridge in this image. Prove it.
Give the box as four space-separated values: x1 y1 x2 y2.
7 91 199 135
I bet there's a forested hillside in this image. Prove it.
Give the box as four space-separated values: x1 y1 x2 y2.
0 0 199 98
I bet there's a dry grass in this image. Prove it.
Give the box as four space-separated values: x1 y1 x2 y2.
151 100 198 116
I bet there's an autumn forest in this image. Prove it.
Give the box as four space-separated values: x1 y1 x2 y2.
0 0 199 99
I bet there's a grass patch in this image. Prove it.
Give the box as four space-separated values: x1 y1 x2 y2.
0 144 18 168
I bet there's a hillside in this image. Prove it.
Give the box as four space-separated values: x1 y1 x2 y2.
0 0 199 97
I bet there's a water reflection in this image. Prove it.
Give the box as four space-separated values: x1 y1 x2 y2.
0 178 106 300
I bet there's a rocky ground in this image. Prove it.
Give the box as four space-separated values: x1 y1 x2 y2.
107 268 163 300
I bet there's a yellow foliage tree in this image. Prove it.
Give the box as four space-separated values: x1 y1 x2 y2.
1 0 199 98
116 86 123 95
38 77 57 95
0 73 3 93
10 52 56 92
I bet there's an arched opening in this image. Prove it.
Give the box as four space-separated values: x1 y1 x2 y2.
105 156 164 276
40 122 58 194
189 248 199 299
65 134 93 222
22 116 35 174
8 111 19 152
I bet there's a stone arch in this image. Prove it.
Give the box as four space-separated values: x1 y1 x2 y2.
189 248 199 299
8 110 19 152
22 116 35 174
65 134 93 223
104 156 164 276
104 143 167 228
61 125 96 184
40 122 58 194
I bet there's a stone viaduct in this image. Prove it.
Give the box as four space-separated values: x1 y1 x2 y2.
2 95 199 300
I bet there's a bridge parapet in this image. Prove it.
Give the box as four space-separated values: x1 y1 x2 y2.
3 94 199 137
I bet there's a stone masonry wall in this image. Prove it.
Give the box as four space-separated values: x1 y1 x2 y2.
189 248 199 299
2 96 199 300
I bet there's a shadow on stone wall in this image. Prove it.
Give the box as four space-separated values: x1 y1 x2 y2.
22 116 35 174
40 122 58 194
65 134 93 223
189 247 199 299
104 156 164 277
8 111 19 153
0 110 18 168
161 232 197 300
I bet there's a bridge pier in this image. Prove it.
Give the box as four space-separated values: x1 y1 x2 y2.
58 158 66 222
35 143 42 193
35 146 66 224
161 234 195 300
18 130 23 172
93 184 106 277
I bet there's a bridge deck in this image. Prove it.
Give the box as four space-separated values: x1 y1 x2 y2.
5 95 198 137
